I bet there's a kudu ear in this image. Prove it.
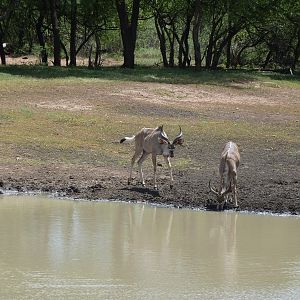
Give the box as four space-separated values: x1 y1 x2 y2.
172 126 184 145
156 125 163 131
158 129 169 144
159 138 168 144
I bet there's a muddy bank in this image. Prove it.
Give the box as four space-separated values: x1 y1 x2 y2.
1 162 299 215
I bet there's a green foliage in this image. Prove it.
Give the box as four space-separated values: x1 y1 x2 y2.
0 0 299 70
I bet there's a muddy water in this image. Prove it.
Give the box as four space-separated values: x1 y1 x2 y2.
0 195 299 299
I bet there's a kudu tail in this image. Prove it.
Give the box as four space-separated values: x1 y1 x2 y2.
120 136 135 144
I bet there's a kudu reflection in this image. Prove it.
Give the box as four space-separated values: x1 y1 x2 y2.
120 125 184 189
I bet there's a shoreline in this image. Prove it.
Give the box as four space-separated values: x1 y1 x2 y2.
1 187 300 218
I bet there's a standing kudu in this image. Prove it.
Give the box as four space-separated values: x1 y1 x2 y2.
209 141 240 210
120 125 184 189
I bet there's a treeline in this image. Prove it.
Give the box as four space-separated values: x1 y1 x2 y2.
0 0 299 70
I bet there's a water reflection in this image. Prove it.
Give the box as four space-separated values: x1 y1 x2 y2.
0 195 299 299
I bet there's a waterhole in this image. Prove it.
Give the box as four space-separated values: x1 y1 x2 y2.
0 194 299 299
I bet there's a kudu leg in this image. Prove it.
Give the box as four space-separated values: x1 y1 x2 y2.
233 175 238 208
164 156 174 189
152 154 158 189
138 151 150 186
128 151 141 185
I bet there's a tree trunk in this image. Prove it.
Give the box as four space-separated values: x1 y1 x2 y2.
226 3 232 69
165 25 175 67
183 21 192 67
235 45 248 67
226 34 232 68
262 50 272 69
60 41 69 66
76 30 95 55
36 13 48 64
206 31 214 68
0 29 6 65
69 0 77 66
94 34 101 67
292 28 300 71
205 8 222 69
49 0 61 66
115 0 141 68
0 0 20 65
211 25 240 69
169 33 175 67
177 5 193 68
88 45 93 68
155 16 168 67
178 13 192 68
17 26 25 49
192 0 202 69
211 37 227 69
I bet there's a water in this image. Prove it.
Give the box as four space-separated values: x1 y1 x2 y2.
0 194 299 299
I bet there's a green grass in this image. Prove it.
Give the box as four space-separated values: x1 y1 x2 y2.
135 48 162 66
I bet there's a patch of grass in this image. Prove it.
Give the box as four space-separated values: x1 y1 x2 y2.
46 112 96 127
189 118 299 144
135 48 162 66
263 72 300 88
0 113 15 122
172 158 193 169
152 88 175 97
20 106 33 118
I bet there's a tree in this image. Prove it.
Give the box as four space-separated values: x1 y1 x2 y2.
150 0 192 67
192 0 203 69
76 0 116 67
49 0 61 66
278 0 300 71
115 0 141 68
0 0 298 71
176 0 194 68
69 0 77 66
0 0 19 64
151 1 177 67
35 0 48 64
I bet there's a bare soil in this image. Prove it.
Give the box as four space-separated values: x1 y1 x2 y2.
0 73 299 215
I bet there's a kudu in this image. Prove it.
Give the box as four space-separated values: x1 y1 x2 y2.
209 141 240 210
120 125 184 189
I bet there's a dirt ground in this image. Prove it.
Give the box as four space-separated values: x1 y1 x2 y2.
0 70 299 215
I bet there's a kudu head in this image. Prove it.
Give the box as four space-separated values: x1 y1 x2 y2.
157 125 184 158
209 180 232 202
